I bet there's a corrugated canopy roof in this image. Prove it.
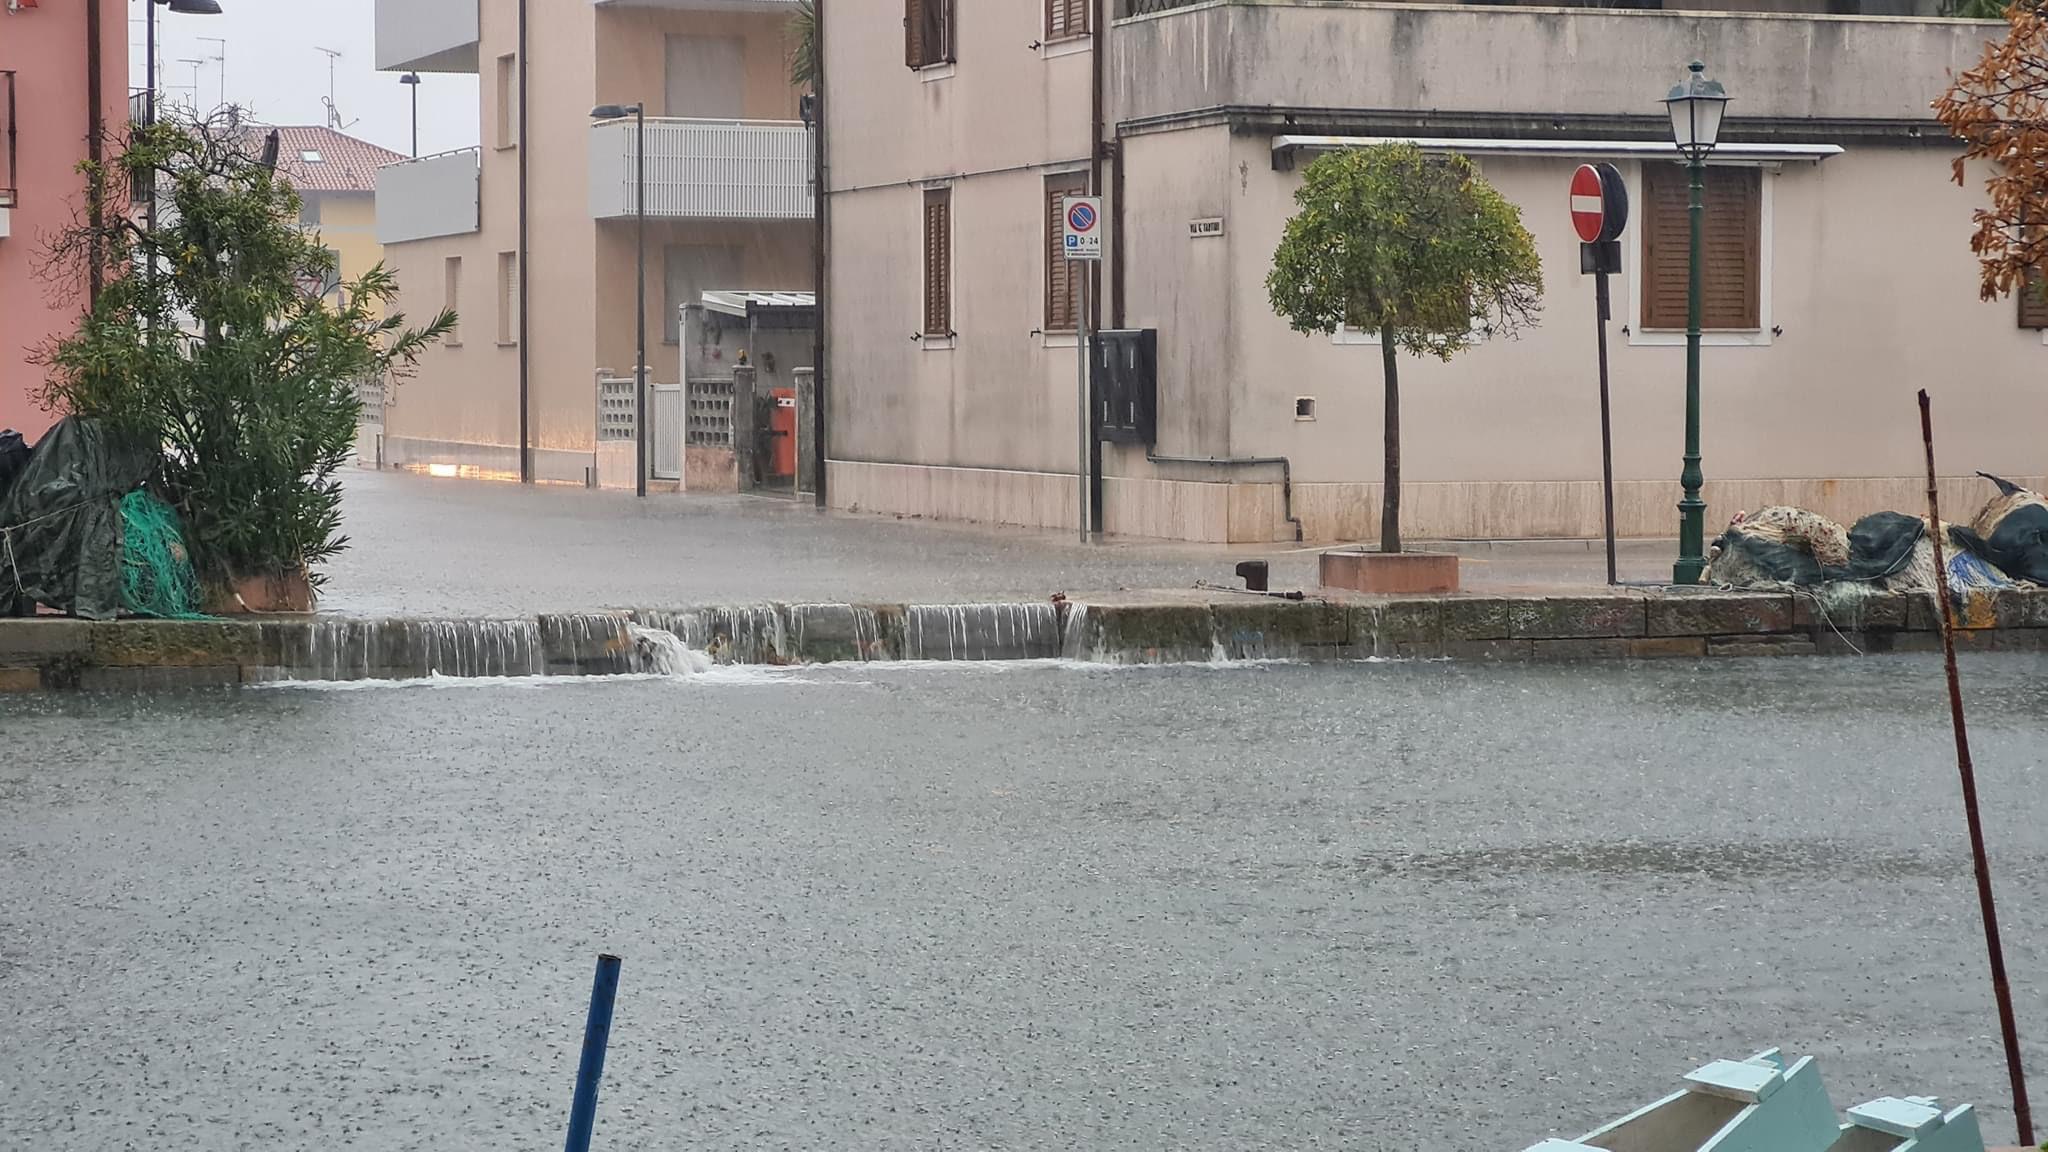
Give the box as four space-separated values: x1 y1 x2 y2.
701 290 816 318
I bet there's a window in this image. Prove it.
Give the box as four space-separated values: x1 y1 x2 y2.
300 149 324 164
665 35 743 119
905 0 953 69
922 188 952 339
1640 164 1761 331
497 251 519 346
320 247 344 302
2020 267 2048 330
1045 174 1087 333
298 197 321 226
443 256 462 346
1046 0 1090 41
495 54 518 150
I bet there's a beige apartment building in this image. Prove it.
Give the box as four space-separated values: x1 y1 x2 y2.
825 0 2045 543
270 126 406 315
372 0 812 485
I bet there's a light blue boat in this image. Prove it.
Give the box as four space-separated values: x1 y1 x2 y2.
1521 1049 1986 1152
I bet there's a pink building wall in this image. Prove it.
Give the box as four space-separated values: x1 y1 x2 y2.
0 0 128 440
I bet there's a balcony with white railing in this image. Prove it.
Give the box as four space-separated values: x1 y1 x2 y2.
589 118 813 222
376 148 481 244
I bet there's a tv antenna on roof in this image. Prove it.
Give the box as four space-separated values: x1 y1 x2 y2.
314 46 357 130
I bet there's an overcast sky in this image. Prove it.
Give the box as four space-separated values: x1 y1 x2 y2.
131 0 481 158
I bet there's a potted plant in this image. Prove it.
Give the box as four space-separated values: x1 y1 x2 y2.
1266 142 1542 593
37 113 454 612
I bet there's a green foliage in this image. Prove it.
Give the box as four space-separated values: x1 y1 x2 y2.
1941 0 2033 17
1267 142 1543 358
789 0 818 89
1265 143 1542 552
37 113 455 586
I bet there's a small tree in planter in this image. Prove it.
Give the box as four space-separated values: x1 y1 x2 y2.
37 113 454 608
1267 142 1542 554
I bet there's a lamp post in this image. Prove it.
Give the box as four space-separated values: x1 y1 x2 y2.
1663 60 1728 586
591 103 648 499
143 0 223 232
400 73 421 158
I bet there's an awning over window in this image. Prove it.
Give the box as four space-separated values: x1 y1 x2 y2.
1271 136 1844 171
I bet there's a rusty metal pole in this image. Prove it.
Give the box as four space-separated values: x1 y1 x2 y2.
1919 388 2033 1148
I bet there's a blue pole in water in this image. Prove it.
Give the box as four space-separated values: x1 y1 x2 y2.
563 954 622 1152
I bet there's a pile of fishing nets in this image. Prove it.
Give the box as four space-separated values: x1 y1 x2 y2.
118 490 207 619
0 417 206 620
1703 473 2048 596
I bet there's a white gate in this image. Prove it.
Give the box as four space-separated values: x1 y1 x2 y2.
651 383 683 481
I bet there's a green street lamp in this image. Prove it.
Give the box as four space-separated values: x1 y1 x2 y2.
1664 60 1728 585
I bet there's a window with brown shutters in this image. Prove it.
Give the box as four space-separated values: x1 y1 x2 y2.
923 188 952 338
1047 0 1091 41
905 0 953 69
1045 175 1087 333
1641 164 1762 331
2021 267 2048 329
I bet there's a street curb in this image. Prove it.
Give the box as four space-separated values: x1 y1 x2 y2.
1 586 2039 690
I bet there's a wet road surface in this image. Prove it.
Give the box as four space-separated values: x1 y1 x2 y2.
319 470 1673 615
5 656 2046 1149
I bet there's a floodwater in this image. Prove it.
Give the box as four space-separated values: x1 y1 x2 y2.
317 469 1671 615
5 656 2048 1150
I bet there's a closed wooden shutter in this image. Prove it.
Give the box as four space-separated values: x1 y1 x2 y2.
2021 268 2048 329
923 188 951 337
906 0 950 67
1641 164 1761 331
1045 175 1087 332
1047 0 1091 40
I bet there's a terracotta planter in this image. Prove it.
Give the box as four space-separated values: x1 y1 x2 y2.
1319 548 1461 595
209 567 317 615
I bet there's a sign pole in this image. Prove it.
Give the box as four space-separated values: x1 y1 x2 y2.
1572 163 1627 586
1077 274 1091 543
1595 269 1617 585
1062 194 1104 544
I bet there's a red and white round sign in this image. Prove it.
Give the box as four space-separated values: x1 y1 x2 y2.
1569 164 1606 244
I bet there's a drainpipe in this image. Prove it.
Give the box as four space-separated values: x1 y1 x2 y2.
1088 0 1107 533
811 0 828 509
1089 0 1104 334
1146 452 1305 543
517 0 532 483
85 0 104 307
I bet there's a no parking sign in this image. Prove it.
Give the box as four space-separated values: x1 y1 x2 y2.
1063 196 1103 261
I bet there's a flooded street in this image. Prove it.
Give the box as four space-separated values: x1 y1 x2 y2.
317 470 1671 615
5 656 2047 1149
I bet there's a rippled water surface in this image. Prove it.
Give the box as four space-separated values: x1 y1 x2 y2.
5 655 2047 1150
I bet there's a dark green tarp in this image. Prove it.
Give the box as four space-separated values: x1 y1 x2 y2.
0 418 155 620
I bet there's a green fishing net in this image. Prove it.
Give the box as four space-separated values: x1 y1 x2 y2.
119 490 208 619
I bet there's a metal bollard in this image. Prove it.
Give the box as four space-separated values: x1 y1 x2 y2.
563 954 622 1152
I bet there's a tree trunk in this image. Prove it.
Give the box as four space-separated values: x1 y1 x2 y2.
1379 324 1401 554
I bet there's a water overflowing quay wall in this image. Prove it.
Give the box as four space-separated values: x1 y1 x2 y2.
4 586 2048 689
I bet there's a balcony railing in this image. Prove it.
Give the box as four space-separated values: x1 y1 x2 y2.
375 148 481 244
589 118 813 221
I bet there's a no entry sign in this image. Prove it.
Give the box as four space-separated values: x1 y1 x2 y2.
1570 165 1607 243
1569 163 1628 244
